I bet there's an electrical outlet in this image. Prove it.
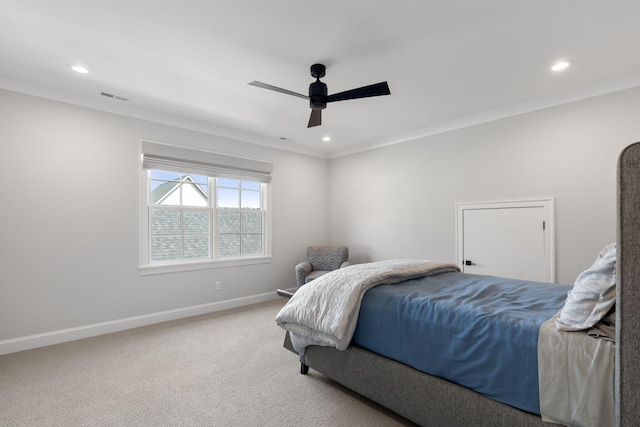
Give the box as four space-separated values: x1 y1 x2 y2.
215 281 222 291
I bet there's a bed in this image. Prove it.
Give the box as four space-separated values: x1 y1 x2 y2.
276 141 640 427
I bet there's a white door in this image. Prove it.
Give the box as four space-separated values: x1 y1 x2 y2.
456 199 554 282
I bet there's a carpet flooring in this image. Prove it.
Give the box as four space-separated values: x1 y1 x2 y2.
0 299 415 426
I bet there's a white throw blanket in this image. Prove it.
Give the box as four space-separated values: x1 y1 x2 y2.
275 259 460 355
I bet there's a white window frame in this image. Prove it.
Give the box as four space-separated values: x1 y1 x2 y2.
138 141 272 275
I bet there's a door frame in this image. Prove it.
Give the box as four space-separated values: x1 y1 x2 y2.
455 198 555 282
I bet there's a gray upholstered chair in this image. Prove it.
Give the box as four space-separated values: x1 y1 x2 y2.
295 246 350 287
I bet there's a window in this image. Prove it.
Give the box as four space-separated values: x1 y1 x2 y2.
139 141 272 274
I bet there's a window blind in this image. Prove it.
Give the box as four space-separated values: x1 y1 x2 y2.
141 140 272 182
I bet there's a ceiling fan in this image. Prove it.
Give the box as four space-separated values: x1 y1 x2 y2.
249 64 391 128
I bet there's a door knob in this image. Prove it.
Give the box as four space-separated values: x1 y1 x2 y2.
465 260 476 266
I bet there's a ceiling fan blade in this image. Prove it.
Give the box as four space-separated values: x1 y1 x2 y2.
307 109 322 128
248 81 308 100
327 81 390 103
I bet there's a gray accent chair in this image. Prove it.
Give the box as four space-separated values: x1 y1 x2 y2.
295 246 350 287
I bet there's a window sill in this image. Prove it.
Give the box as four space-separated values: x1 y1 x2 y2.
138 256 272 275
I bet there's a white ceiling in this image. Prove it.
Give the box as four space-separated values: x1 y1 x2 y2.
2 1 640 158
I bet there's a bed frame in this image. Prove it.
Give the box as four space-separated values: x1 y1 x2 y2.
284 142 640 426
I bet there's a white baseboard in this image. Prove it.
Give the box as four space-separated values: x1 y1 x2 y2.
0 291 280 356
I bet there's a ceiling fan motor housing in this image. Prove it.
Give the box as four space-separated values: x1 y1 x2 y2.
309 80 327 110
309 63 328 109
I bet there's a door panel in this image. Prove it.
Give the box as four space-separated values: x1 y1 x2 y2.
456 200 554 283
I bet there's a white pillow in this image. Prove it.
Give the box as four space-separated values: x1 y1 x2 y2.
555 243 616 331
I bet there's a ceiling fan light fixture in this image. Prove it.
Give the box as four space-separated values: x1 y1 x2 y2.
551 60 573 72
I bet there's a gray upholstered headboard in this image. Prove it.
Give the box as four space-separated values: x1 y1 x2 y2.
616 141 640 426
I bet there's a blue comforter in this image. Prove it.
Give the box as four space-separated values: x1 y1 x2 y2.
352 272 571 414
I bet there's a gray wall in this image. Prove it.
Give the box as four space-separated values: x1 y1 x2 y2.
329 86 640 285
2 84 640 352
0 89 329 346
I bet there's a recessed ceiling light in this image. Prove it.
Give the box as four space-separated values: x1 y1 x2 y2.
70 64 89 74
551 60 573 72
322 136 331 143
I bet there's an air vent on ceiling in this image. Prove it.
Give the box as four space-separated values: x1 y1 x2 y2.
100 91 129 102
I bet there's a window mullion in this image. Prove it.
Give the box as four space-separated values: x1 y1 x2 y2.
180 208 185 260
214 177 219 260
239 210 244 256
147 205 152 264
